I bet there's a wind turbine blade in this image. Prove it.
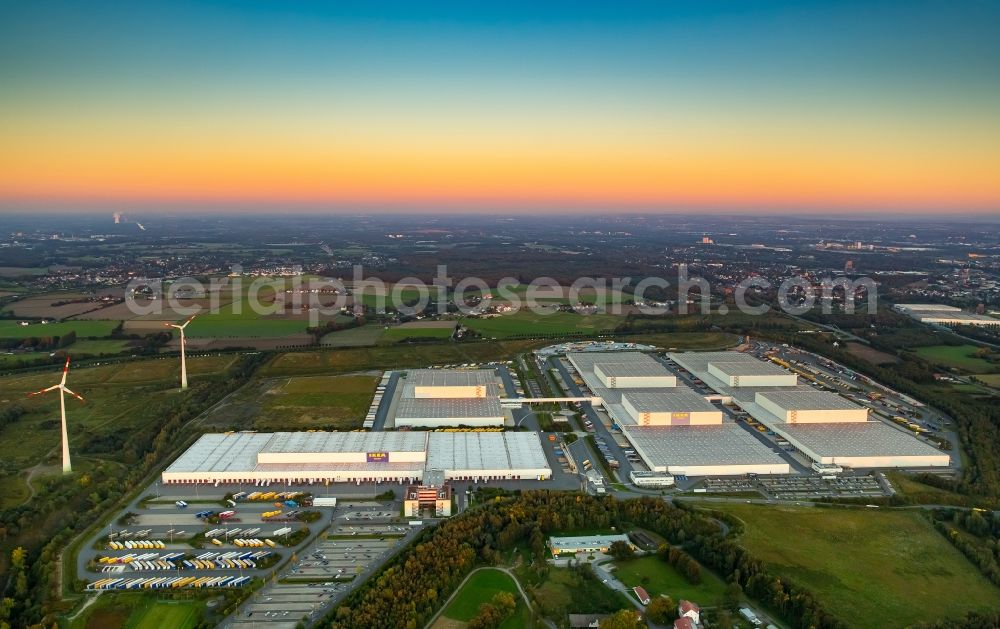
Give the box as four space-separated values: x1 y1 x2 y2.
27 384 59 397
63 386 86 403
182 314 197 328
61 356 71 385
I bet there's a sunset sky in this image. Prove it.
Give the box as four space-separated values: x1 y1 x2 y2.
1 1 999 214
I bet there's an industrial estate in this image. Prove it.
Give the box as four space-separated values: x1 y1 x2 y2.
162 346 949 493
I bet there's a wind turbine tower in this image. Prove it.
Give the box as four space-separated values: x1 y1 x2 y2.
166 315 196 389
28 357 85 474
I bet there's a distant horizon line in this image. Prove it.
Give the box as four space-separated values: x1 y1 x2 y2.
1 208 999 222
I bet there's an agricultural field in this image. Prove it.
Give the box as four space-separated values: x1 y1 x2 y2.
2 293 110 319
845 342 900 365
627 331 738 350
321 324 386 347
466 283 630 306
612 555 728 606
65 339 135 355
0 266 48 278
912 345 999 374
437 568 528 629
710 503 1000 627
257 374 379 430
462 310 623 339
0 319 120 339
976 374 1000 387
181 298 310 338
384 321 456 342
263 340 548 377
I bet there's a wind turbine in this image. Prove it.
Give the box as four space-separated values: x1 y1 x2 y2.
166 315 196 389
28 357 84 474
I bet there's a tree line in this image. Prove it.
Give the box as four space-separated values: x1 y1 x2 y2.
318 492 841 629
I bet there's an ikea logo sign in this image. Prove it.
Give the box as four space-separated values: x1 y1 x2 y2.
366 451 390 463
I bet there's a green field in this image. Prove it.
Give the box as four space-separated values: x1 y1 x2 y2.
383 326 455 342
0 355 237 472
913 345 999 374
0 319 120 339
263 340 548 376
182 299 308 338
441 568 528 629
320 324 387 347
977 374 1000 387
612 555 728 606
711 503 1000 627
463 310 623 339
258 374 378 429
68 339 134 355
70 593 203 629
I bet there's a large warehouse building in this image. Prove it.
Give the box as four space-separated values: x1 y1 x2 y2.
162 431 551 484
393 369 505 428
621 390 723 426
669 351 951 469
566 350 790 475
893 304 999 327
621 424 791 476
754 390 869 424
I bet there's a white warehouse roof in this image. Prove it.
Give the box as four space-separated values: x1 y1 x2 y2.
426 432 549 471
755 390 861 412
396 397 503 419
407 369 496 386
708 360 791 377
262 431 427 453
594 362 672 377
621 424 790 475
622 390 717 413
163 433 273 474
775 422 950 467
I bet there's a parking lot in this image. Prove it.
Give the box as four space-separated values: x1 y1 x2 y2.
227 501 416 628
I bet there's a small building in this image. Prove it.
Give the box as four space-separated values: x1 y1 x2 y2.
629 470 675 488
548 534 633 557
674 618 696 629
633 585 651 605
403 478 452 517
568 613 609 628
678 599 701 624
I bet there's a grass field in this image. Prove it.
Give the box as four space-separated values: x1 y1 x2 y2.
977 374 1000 387
182 299 308 338
383 326 455 342
845 342 900 365
441 568 528 629
463 310 623 338
912 345 999 374
320 324 387 347
70 593 203 629
0 319 120 339
526 565 633 621
0 356 237 472
264 340 548 376
258 374 378 429
612 555 728 605
710 503 1000 627
67 339 134 355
